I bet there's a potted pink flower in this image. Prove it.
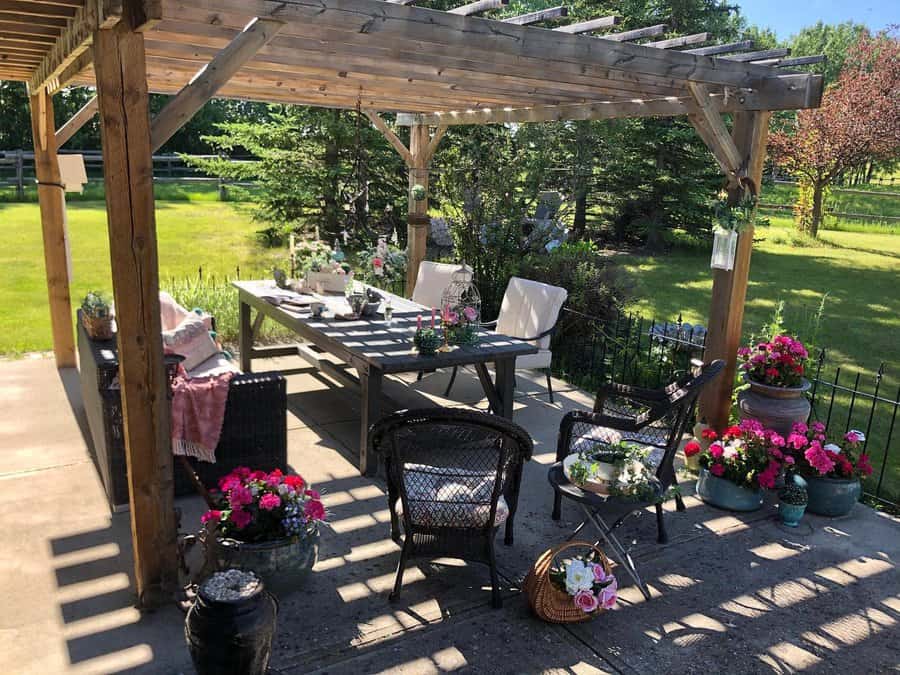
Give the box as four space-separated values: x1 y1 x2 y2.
737 335 811 436
696 419 787 511
202 467 327 595
785 423 873 516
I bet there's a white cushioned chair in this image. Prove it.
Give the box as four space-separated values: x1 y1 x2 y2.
411 261 471 309
446 276 568 402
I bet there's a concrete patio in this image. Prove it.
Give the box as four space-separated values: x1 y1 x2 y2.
1 355 898 674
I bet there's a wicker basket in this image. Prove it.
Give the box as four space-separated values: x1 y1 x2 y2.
523 541 613 624
81 312 114 340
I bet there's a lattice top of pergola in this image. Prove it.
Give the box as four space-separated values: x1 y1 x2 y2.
3 0 824 126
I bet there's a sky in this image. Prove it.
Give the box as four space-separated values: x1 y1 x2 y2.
738 0 897 39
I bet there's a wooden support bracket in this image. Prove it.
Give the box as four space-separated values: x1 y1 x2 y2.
55 95 98 147
363 111 414 166
150 17 284 152
687 81 744 182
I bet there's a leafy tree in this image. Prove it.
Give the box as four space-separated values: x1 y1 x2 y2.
769 30 900 237
788 21 868 85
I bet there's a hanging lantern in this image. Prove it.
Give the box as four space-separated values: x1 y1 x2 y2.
710 227 738 271
440 266 481 346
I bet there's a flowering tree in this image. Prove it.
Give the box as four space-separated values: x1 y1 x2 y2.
769 30 900 237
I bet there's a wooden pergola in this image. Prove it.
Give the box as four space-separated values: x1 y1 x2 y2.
1 0 822 605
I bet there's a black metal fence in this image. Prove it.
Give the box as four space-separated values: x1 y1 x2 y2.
550 307 899 509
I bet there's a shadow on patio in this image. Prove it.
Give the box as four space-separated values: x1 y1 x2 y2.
0 356 897 674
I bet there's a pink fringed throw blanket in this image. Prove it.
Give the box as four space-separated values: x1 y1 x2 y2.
171 370 234 463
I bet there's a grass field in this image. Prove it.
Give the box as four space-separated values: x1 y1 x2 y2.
0 199 281 355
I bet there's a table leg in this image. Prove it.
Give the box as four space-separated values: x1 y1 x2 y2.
239 299 252 373
495 357 516 419
359 367 383 477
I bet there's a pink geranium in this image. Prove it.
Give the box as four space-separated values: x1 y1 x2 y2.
259 493 282 511
229 485 253 508
230 508 252 529
804 441 836 475
738 334 808 387
201 510 221 524
305 499 326 521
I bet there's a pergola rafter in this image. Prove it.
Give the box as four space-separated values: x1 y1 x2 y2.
1 0 825 608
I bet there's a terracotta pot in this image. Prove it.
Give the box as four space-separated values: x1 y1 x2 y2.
737 376 811 438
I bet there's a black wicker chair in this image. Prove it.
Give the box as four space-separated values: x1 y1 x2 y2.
77 312 288 511
551 359 725 540
370 408 533 608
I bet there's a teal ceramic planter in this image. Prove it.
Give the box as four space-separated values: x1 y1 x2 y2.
208 528 320 597
805 476 861 517
696 468 764 512
778 502 806 527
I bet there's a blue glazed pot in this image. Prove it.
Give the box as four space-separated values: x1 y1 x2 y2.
696 468 764 512
805 476 861 517
778 502 806 527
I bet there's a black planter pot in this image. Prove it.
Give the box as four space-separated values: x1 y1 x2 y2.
185 574 278 675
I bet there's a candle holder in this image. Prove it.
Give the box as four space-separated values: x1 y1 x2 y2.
413 328 442 356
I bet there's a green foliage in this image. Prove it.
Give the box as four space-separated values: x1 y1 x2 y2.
779 481 808 505
788 21 869 85
80 291 111 318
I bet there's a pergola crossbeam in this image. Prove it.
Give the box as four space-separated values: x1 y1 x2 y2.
55 94 98 147
149 17 284 152
554 15 620 34
597 24 666 42
645 32 709 49
685 40 754 56
724 48 790 62
503 6 567 25
447 0 508 16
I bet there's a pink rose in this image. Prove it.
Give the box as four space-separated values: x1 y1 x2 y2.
599 577 618 610
573 590 599 613
592 563 610 583
463 306 478 322
259 493 281 511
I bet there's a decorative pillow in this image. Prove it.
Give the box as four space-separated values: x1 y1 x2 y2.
159 291 191 332
397 463 508 529
396 495 509 529
163 313 218 372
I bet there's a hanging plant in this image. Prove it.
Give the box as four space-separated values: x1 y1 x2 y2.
411 184 427 202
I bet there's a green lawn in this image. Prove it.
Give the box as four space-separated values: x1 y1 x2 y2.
0 200 281 355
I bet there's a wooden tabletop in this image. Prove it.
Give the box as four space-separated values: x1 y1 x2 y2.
233 280 537 374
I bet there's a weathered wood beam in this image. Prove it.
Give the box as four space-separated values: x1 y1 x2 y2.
28 88 76 368
0 11 68 29
503 6 567 25
0 21 62 39
28 0 122 93
406 123 429 297
0 1 75 19
685 40 753 56
768 55 826 68
597 24 666 42
52 46 94 91
55 94 98 147
447 0 508 16
724 48 790 62
687 81 743 178
363 110 413 166
0 38 51 52
150 17 283 152
645 32 709 49
700 110 772 432
93 18 177 609
425 124 447 164
554 15 620 34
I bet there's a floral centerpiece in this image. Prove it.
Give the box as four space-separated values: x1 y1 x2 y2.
441 303 480 346
696 420 787 511
361 237 407 285
565 441 672 502
202 467 327 594
549 553 618 614
784 422 872 516
736 334 812 436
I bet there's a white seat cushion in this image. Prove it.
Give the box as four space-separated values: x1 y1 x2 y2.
514 350 552 370
495 277 567 351
188 353 241 378
396 463 509 528
411 262 472 309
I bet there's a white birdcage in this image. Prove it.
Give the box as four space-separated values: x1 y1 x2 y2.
710 227 739 270
440 266 481 345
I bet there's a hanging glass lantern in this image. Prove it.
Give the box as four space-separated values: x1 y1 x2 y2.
440 266 481 346
710 227 738 271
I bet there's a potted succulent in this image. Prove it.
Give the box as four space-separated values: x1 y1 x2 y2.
202 467 327 596
786 423 873 516
81 290 114 340
696 419 788 512
413 326 442 356
185 569 277 675
737 335 811 437
778 475 808 527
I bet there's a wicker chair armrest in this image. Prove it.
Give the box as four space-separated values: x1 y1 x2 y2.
562 409 649 435
598 381 667 402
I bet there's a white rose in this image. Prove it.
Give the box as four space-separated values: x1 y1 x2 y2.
565 560 595 595
723 445 739 459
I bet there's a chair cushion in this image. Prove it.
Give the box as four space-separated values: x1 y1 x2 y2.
411 262 472 309
495 277 567 350
396 463 509 528
514 350 552 370
163 313 218 371
189 352 241 378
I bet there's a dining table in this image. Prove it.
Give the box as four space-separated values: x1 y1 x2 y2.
233 279 538 475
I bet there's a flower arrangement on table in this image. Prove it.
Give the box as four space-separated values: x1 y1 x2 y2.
201 467 327 543
738 334 809 388
413 312 442 355
698 419 788 490
361 237 407 283
548 552 618 614
441 302 480 346
785 422 873 480
566 441 671 502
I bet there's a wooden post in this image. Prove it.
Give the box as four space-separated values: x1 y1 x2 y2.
406 123 430 296
93 19 177 608
699 111 771 431
28 91 76 368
